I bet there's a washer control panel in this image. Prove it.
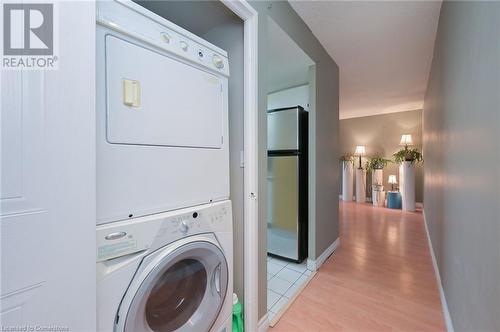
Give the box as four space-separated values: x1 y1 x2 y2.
167 202 230 236
97 1 229 76
96 200 232 262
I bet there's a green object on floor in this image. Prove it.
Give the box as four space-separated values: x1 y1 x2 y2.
232 293 244 332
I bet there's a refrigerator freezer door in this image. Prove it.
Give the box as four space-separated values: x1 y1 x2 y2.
267 155 299 260
267 108 299 151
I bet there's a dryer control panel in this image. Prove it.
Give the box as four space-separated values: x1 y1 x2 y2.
96 200 232 262
97 0 229 76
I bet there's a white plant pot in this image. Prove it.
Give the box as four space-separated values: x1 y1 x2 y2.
399 161 416 211
342 162 354 201
355 168 366 203
372 190 386 207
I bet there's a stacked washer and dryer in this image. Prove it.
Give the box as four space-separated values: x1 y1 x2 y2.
95 1 233 331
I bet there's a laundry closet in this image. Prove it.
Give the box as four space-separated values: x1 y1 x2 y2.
95 1 245 332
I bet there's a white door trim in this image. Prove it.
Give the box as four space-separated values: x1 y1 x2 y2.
220 1 259 331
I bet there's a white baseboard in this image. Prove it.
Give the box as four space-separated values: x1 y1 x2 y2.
416 202 424 209
257 314 269 332
307 237 340 271
422 210 454 332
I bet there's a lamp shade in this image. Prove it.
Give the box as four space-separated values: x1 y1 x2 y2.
388 175 397 184
354 145 366 156
399 134 413 146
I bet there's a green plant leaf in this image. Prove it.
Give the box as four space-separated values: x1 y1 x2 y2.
365 156 392 171
392 148 423 165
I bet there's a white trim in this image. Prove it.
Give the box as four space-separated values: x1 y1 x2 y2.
423 210 455 332
257 314 269 332
221 1 260 332
307 237 340 271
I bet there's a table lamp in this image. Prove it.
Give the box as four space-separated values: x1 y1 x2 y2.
388 175 397 191
399 134 413 149
354 145 366 169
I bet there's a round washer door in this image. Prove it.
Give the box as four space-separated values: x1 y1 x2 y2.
121 241 228 332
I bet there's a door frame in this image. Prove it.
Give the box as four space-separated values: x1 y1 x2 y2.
219 1 260 331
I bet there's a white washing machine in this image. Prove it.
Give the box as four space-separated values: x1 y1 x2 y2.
96 200 233 332
96 0 230 224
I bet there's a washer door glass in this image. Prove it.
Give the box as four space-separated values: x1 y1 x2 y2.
123 241 228 332
146 258 207 331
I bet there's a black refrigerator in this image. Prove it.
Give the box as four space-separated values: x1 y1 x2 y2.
267 106 308 263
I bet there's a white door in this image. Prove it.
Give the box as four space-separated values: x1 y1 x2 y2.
0 2 96 330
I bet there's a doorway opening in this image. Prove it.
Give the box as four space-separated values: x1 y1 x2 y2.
265 16 315 324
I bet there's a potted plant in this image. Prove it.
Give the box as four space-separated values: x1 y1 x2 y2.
340 154 355 201
392 148 423 164
366 156 391 207
365 156 391 174
393 147 423 211
340 154 355 168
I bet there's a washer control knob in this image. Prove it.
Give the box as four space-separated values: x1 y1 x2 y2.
212 55 224 69
180 221 189 233
180 41 189 51
160 32 170 43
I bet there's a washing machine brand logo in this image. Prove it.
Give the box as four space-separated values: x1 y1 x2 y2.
2 2 58 70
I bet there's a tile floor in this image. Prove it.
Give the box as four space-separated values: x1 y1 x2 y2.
267 256 313 322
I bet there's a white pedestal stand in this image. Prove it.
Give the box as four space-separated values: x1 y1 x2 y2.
371 169 384 206
342 162 354 201
372 169 383 186
372 190 386 207
399 161 416 211
355 168 366 203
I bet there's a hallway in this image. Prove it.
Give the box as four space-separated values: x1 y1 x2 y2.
271 202 446 331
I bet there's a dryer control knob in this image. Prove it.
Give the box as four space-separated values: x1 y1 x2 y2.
160 32 171 43
212 55 224 69
180 221 189 233
180 41 189 51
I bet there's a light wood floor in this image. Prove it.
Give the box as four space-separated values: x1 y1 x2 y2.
271 201 446 331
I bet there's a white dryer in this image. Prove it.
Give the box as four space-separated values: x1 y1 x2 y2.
96 0 230 224
96 200 233 332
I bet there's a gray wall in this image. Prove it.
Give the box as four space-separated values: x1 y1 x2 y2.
250 1 340 320
423 2 500 331
339 110 423 202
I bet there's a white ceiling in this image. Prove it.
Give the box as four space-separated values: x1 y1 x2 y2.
267 17 314 93
289 0 442 119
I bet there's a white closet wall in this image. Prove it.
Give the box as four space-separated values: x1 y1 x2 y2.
267 85 309 110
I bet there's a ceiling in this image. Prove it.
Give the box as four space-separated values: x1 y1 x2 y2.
267 17 314 93
289 1 442 119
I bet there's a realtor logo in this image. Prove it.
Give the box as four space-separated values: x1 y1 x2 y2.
2 2 58 69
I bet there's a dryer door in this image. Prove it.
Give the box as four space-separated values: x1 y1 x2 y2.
105 35 224 149
119 241 228 332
